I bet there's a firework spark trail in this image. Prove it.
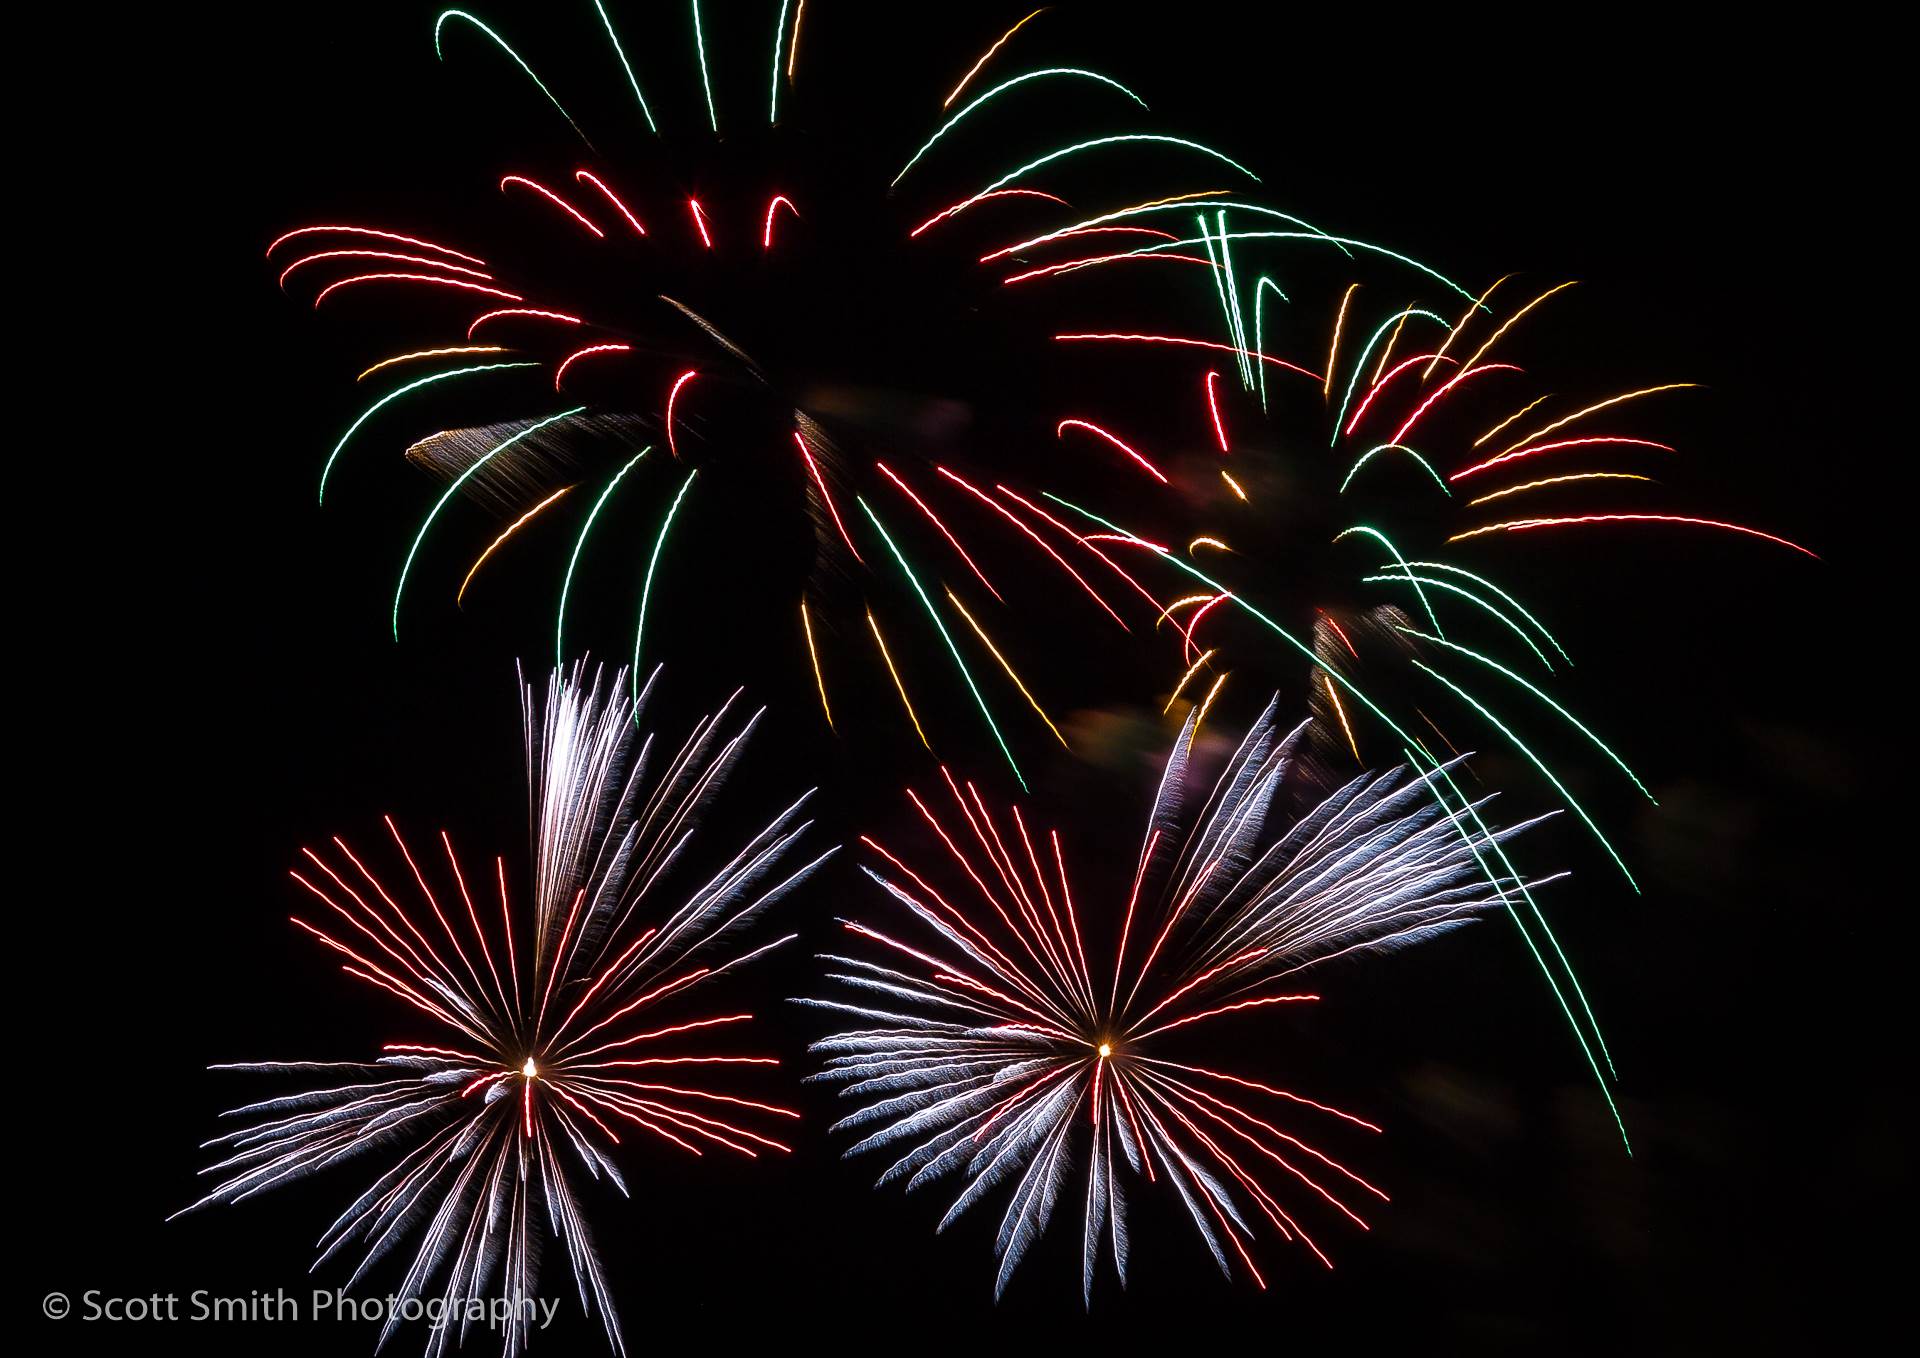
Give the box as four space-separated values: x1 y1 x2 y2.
458 484 574 605
944 9 1051 108
435 10 594 150
802 704 1551 1301
858 497 1028 792
179 664 831 1355
311 363 539 505
867 609 929 748
557 447 650 665
895 67 1149 185
632 469 698 693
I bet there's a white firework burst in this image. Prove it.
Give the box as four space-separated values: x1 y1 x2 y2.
801 698 1555 1301
177 663 833 1354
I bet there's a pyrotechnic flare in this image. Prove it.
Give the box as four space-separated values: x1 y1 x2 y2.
176 663 832 1355
802 701 1555 1300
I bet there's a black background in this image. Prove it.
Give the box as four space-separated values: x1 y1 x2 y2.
32 2 1892 1352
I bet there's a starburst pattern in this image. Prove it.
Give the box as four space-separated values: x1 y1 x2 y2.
803 700 1553 1300
176 664 833 1354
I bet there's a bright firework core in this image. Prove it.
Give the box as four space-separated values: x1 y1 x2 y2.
1096 1041 1113 1059
522 1056 538 1078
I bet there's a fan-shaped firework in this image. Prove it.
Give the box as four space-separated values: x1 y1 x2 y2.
175 664 832 1355
266 4 1813 1137
801 699 1554 1300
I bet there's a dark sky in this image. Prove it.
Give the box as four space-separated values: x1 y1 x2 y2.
33 3 1889 1353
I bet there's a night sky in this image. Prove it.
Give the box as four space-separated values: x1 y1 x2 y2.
35 3 1889 1352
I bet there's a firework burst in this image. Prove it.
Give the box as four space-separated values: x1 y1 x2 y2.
175 663 833 1354
259 2 1815 1145
801 699 1555 1300
264 5 1412 789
